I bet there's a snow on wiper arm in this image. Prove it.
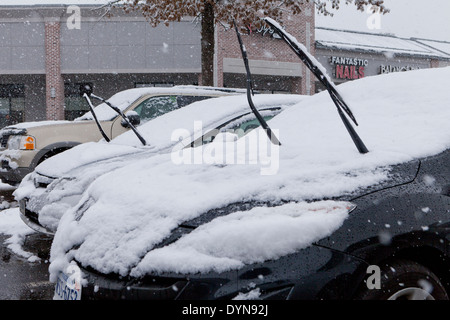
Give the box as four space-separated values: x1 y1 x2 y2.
234 21 281 146
264 18 369 154
83 93 111 143
89 93 147 146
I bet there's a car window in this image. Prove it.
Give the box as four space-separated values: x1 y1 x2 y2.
190 108 281 147
132 96 179 124
177 95 211 108
133 95 213 124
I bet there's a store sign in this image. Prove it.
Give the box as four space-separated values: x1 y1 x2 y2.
379 65 421 74
330 56 369 80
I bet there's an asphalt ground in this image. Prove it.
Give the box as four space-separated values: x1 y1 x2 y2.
0 188 54 300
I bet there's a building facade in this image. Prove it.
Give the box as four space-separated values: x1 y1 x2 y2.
314 27 450 92
0 4 316 126
0 4 449 127
216 5 315 95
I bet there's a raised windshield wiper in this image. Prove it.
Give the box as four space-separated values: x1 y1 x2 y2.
83 93 110 143
234 21 281 146
83 91 147 146
264 18 369 154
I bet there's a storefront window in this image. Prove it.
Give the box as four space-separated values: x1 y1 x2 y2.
64 83 92 120
0 84 25 129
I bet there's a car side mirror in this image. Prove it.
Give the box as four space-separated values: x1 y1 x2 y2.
121 111 141 128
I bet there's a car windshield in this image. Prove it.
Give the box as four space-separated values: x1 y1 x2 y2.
109 94 302 148
75 88 163 122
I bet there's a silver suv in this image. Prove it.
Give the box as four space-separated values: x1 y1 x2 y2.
0 86 243 185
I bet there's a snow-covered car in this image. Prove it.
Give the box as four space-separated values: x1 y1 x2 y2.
14 93 305 235
47 21 450 300
0 85 244 186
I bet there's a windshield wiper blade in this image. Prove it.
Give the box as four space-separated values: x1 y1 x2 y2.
83 93 111 142
264 18 369 154
86 93 147 146
234 21 281 146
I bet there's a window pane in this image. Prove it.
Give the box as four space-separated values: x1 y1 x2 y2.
134 96 179 123
0 85 25 127
10 97 25 111
190 109 281 147
64 83 92 120
176 95 210 108
0 98 9 129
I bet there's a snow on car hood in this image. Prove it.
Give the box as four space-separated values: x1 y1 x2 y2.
49 67 450 280
0 120 70 131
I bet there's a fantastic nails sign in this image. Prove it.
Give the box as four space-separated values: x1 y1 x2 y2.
330 56 369 80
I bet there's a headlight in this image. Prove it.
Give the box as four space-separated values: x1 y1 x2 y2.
7 135 36 150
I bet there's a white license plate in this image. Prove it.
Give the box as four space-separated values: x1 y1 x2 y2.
53 271 82 300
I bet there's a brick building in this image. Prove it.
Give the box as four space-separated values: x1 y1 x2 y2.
216 5 315 95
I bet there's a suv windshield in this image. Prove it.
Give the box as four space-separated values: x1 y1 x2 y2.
75 89 149 122
133 95 211 125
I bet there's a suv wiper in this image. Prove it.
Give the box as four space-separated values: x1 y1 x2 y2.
234 21 281 146
264 18 369 154
83 92 147 146
83 93 111 143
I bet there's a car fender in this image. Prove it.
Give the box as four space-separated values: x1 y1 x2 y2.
31 141 81 168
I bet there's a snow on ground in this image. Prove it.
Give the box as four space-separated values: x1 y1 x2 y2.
48 66 450 281
0 180 39 262
0 208 39 262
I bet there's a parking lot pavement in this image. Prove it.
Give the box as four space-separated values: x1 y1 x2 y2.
0 187 54 300
0 233 54 300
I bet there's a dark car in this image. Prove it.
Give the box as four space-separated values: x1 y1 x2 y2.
49 19 450 301
55 148 450 301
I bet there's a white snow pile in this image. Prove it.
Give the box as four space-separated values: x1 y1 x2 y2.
130 201 353 275
49 66 450 281
0 208 40 262
0 120 70 131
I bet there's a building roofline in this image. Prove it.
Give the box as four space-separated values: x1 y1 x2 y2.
315 27 450 60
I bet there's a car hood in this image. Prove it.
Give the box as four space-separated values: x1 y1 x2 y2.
0 120 85 141
1 121 71 132
34 142 143 179
49 67 450 281
15 145 157 233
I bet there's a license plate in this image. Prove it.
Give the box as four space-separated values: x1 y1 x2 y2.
54 271 82 300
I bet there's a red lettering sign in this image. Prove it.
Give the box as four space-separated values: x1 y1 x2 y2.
335 65 365 80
